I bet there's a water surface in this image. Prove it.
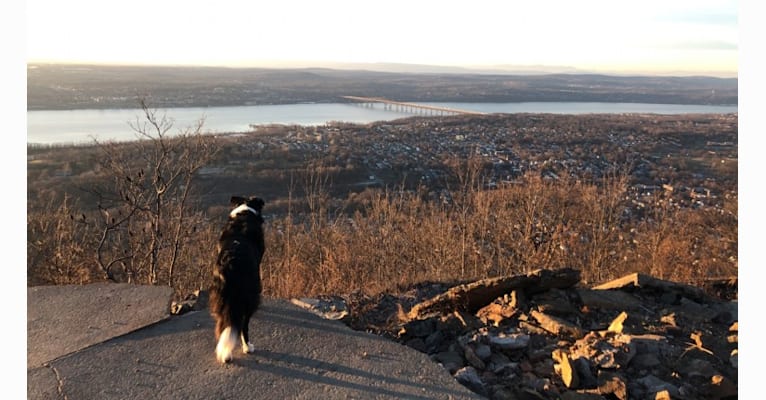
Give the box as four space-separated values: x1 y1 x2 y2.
27 102 737 145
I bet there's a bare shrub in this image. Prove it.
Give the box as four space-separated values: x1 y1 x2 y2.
27 100 221 297
27 193 94 285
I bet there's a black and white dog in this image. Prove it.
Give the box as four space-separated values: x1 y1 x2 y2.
209 196 265 363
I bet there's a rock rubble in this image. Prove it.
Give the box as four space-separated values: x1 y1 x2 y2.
334 269 738 400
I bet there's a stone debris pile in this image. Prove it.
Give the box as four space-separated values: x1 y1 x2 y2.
290 296 350 320
337 269 738 400
170 289 209 315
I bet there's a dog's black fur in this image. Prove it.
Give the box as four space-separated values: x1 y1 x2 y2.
209 196 265 363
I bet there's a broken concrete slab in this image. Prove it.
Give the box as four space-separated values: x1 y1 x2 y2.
552 349 579 389
290 295 350 320
576 288 643 311
591 371 628 400
532 289 580 316
170 289 208 315
406 268 580 320
476 299 519 326
530 310 584 338
607 311 629 333
593 273 707 303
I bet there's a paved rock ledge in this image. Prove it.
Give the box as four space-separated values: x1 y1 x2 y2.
27 284 481 400
27 283 174 368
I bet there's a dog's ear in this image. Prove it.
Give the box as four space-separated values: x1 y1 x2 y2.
230 196 247 206
248 197 265 212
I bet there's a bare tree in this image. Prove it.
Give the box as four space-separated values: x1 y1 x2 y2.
88 99 220 286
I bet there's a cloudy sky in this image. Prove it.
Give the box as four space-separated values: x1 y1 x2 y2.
26 0 738 77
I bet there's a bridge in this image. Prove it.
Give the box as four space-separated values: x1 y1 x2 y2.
342 96 487 116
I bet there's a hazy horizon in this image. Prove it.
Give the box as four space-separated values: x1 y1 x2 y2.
26 0 738 78
26 60 739 79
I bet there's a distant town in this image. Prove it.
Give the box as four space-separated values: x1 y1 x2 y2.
221 113 736 214
29 112 737 219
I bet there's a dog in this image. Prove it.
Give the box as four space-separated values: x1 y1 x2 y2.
209 196 265 363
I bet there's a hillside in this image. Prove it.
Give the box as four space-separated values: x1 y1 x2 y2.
27 64 737 110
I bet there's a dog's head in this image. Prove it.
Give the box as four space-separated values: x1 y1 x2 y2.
229 196 265 219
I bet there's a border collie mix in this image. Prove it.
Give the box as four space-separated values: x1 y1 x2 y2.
209 196 265 363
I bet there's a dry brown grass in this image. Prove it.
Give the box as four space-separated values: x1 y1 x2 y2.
255 169 737 299
28 162 737 300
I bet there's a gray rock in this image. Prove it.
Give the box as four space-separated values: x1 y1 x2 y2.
489 332 530 350
489 384 517 400
464 345 486 370
625 334 668 354
610 337 636 367
711 374 738 399
474 343 492 361
530 310 584 338
712 310 734 325
424 329 445 352
630 353 661 369
400 318 436 338
560 392 607 400
488 352 515 375
290 296 350 320
572 356 598 389
405 337 427 353
678 358 717 379
577 288 643 311
660 292 678 305
454 366 488 397
534 288 580 316
636 374 680 398
595 371 628 400
432 350 465 374
587 339 635 369
675 297 716 322
170 289 209 315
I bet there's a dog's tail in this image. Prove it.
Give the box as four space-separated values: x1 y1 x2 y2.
215 326 239 363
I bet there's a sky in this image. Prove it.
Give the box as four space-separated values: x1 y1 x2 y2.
24 0 739 77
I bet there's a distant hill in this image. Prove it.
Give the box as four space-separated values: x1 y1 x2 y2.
27 63 737 110
284 61 588 75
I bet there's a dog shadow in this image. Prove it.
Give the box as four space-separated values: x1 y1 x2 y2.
230 349 475 400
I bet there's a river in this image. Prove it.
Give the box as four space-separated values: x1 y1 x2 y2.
27 102 737 145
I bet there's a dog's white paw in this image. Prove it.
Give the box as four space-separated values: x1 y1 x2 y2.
242 342 255 354
216 340 233 363
216 327 237 364
216 349 233 363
